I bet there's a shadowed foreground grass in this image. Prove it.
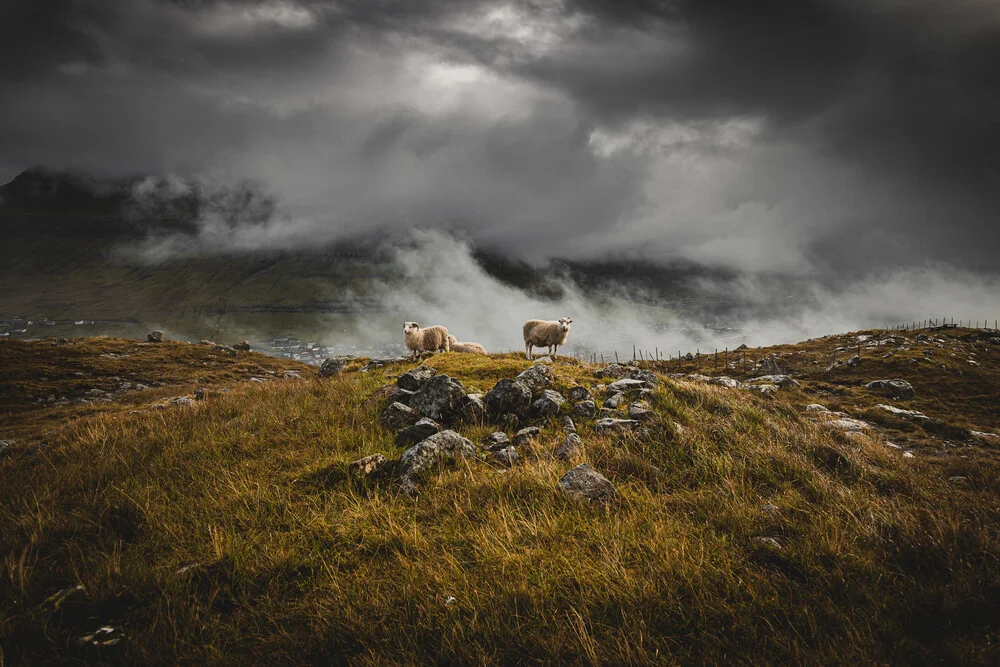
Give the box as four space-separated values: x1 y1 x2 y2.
2 336 1000 664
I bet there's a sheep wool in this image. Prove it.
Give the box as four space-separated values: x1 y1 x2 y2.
522 318 572 360
403 322 450 359
448 335 488 355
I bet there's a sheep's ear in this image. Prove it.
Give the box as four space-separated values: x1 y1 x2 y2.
412 322 419 328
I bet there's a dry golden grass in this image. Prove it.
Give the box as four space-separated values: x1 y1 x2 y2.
1 333 1000 664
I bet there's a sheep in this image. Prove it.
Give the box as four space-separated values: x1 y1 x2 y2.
522 317 572 360
447 335 487 355
403 322 450 359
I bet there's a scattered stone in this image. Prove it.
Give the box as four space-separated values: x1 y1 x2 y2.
876 404 929 422
846 355 861 367
491 446 519 467
233 340 252 351
673 421 685 435
199 340 215 345
594 418 640 434
606 378 652 393
515 364 554 394
746 374 799 388
865 379 916 399
397 366 436 391
513 426 541 448
213 345 237 357
146 330 164 343
970 430 1000 441
386 386 415 406
562 416 577 433
628 401 654 421
683 352 695 361
532 389 566 418
169 396 195 407
566 386 593 403
459 394 486 423
805 404 830 412
398 430 476 488
558 463 616 502
73 626 124 648
948 476 968 484
604 393 625 409
482 432 510 451
44 584 85 611
710 376 741 389
822 418 869 432
744 384 779 397
555 433 583 460
598 408 615 419
570 400 597 418
903 451 915 458
381 402 419 430
319 356 353 377
395 418 442 447
752 536 783 550
410 375 467 421
348 453 388 478
484 379 533 421
0 440 11 457
282 370 302 379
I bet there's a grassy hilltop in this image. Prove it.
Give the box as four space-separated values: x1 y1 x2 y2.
2 328 1000 664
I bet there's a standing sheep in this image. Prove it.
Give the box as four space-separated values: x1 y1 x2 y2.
448 335 487 355
522 317 572 360
403 322 450 360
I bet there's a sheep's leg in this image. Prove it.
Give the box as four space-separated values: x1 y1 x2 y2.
525 343 533 360
552 344 558 358
444 338 451 353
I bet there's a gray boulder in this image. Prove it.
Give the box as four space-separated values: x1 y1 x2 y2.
397 366 436 391
865 379 916 399
607 378 652 393
532 389 566 418
744 384 779 398
515 364 554 394
846 355 861 367
570 400 597 418
513 426 541 447
491 446 519 467
566 386 593 402
410 375 467 420
628 401 654 421
482 432 510 450
484 379 533 420
747 374 799 388
349 453 388 478
381 402 419 430
597 364 658 384
558 464 616 502
562 416 577 433
459 394 486 424
386 386 415 406
213 345 237 357
710 376 740 389
396 417 442 447
595 418 640 434
876 404 929 422
233 340 252 351
319 356 353 377
398 430 477 487
604 392 625 409
555 433 583 460
146 330 164 343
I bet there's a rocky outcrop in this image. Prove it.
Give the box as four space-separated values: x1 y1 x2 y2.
865 379 915 399
398 430 476 490
395 417 442 447
570 400 597 418
319 356 353 377
558 464 616 502
532 389 566 418
484 379 533 421
146 330 164 343
514 364 554 394
381 402 419 430
397 366 436 391
876 404 929 422
409 375 467 421
566 386 593 402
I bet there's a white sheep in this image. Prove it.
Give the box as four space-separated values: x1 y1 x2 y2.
403 322 450 359
522 317 572 360
447 335 487 355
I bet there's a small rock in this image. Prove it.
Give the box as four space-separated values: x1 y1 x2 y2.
199 339 215 345
628 401 654 421
672 421 685 435
948 476 968 484
459 394 486 423
348 453 388 478
570 400 597 418
410 375 467 421
513 426 541 448
710 376 741 389
846 355 861 367
746 374 799 388
597 408 615 419
558 463 616 502
566 386 592 402
381 402 419 430
876 404 929 422
562 416 576 433
606 378 652 393
752 536 783 550
555 433 583 460
594 418 640 434
491 446 519 467
169 396 195 407
319 356 353 377
0 440 11 457
484 379 533 421
604 393 625 409
515 364 554 393
396 418 442 447
73 626 124 648
532 389 566 418
146 330 164 343
398 430 476 487
805 404 829 412
397 366 436 391
482 432 510 451
213 345 238 357
822 418 869 432
233 340 252 351
386 386 415 406
761 503 779 516
903 451 915 458
865 379 916 399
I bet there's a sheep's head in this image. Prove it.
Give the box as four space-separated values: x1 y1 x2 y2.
403 322 420 335
558 317 572 333
448 335 457 345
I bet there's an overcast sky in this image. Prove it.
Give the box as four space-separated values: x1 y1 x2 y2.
2 0 998 276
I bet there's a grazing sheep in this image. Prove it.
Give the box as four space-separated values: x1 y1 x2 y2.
403 322 450 359
448 335 487 355
523 317 572 360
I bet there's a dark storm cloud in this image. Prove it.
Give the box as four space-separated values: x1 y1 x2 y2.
1 0 998 273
